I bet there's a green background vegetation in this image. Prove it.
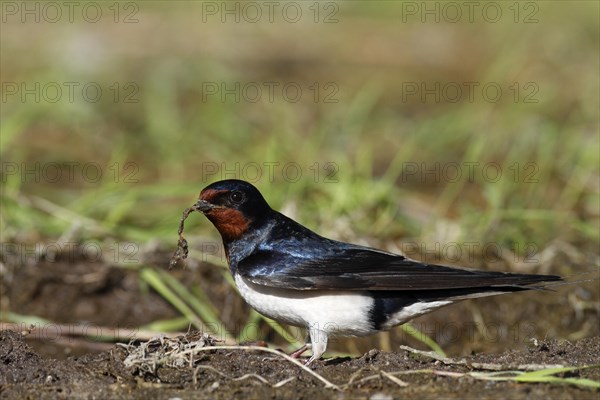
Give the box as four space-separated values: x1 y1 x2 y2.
1 1 598 357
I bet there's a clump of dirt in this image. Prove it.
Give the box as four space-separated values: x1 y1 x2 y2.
0 330 598 400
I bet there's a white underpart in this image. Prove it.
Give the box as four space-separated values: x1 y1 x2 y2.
234 274 375 336
234 274 375 363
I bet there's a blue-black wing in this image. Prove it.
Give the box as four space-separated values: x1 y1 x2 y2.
236 246 561 291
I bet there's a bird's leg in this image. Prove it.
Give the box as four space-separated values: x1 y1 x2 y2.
289 332 311 358
289 343 310 358
305 327 328 366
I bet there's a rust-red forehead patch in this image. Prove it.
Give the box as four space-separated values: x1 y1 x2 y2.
205 208 250 241
199 188 228 202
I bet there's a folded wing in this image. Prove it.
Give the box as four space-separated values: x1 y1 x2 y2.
236 247 561 291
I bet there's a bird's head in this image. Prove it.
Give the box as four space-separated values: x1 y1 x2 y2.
196 179 272 242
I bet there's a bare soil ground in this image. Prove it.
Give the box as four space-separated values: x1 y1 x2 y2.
1 330 598 400
1 254 598 399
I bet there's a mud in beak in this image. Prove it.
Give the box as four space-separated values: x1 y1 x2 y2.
195 199 214 213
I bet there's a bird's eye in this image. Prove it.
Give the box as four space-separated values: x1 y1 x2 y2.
230 191 244 204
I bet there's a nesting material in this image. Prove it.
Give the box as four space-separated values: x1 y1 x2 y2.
169 205 198 268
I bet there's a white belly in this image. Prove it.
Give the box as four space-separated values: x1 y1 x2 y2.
234 274 376 336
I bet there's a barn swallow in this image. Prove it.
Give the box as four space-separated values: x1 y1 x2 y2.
192 179 561 365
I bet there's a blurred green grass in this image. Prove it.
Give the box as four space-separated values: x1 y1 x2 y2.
1 1 598 355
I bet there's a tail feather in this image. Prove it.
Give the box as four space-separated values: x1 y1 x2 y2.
370 278 561 330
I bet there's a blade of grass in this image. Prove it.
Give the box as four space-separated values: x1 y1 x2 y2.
139 316 192 332
470 365 600 388
154 268 223 330
401 323 447 357
236 309 263 343
1 312 52 325
139 268 203 330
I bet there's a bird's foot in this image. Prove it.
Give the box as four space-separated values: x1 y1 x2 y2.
304 355 318 366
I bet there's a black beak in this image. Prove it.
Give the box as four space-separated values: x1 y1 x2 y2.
195 199 214 213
